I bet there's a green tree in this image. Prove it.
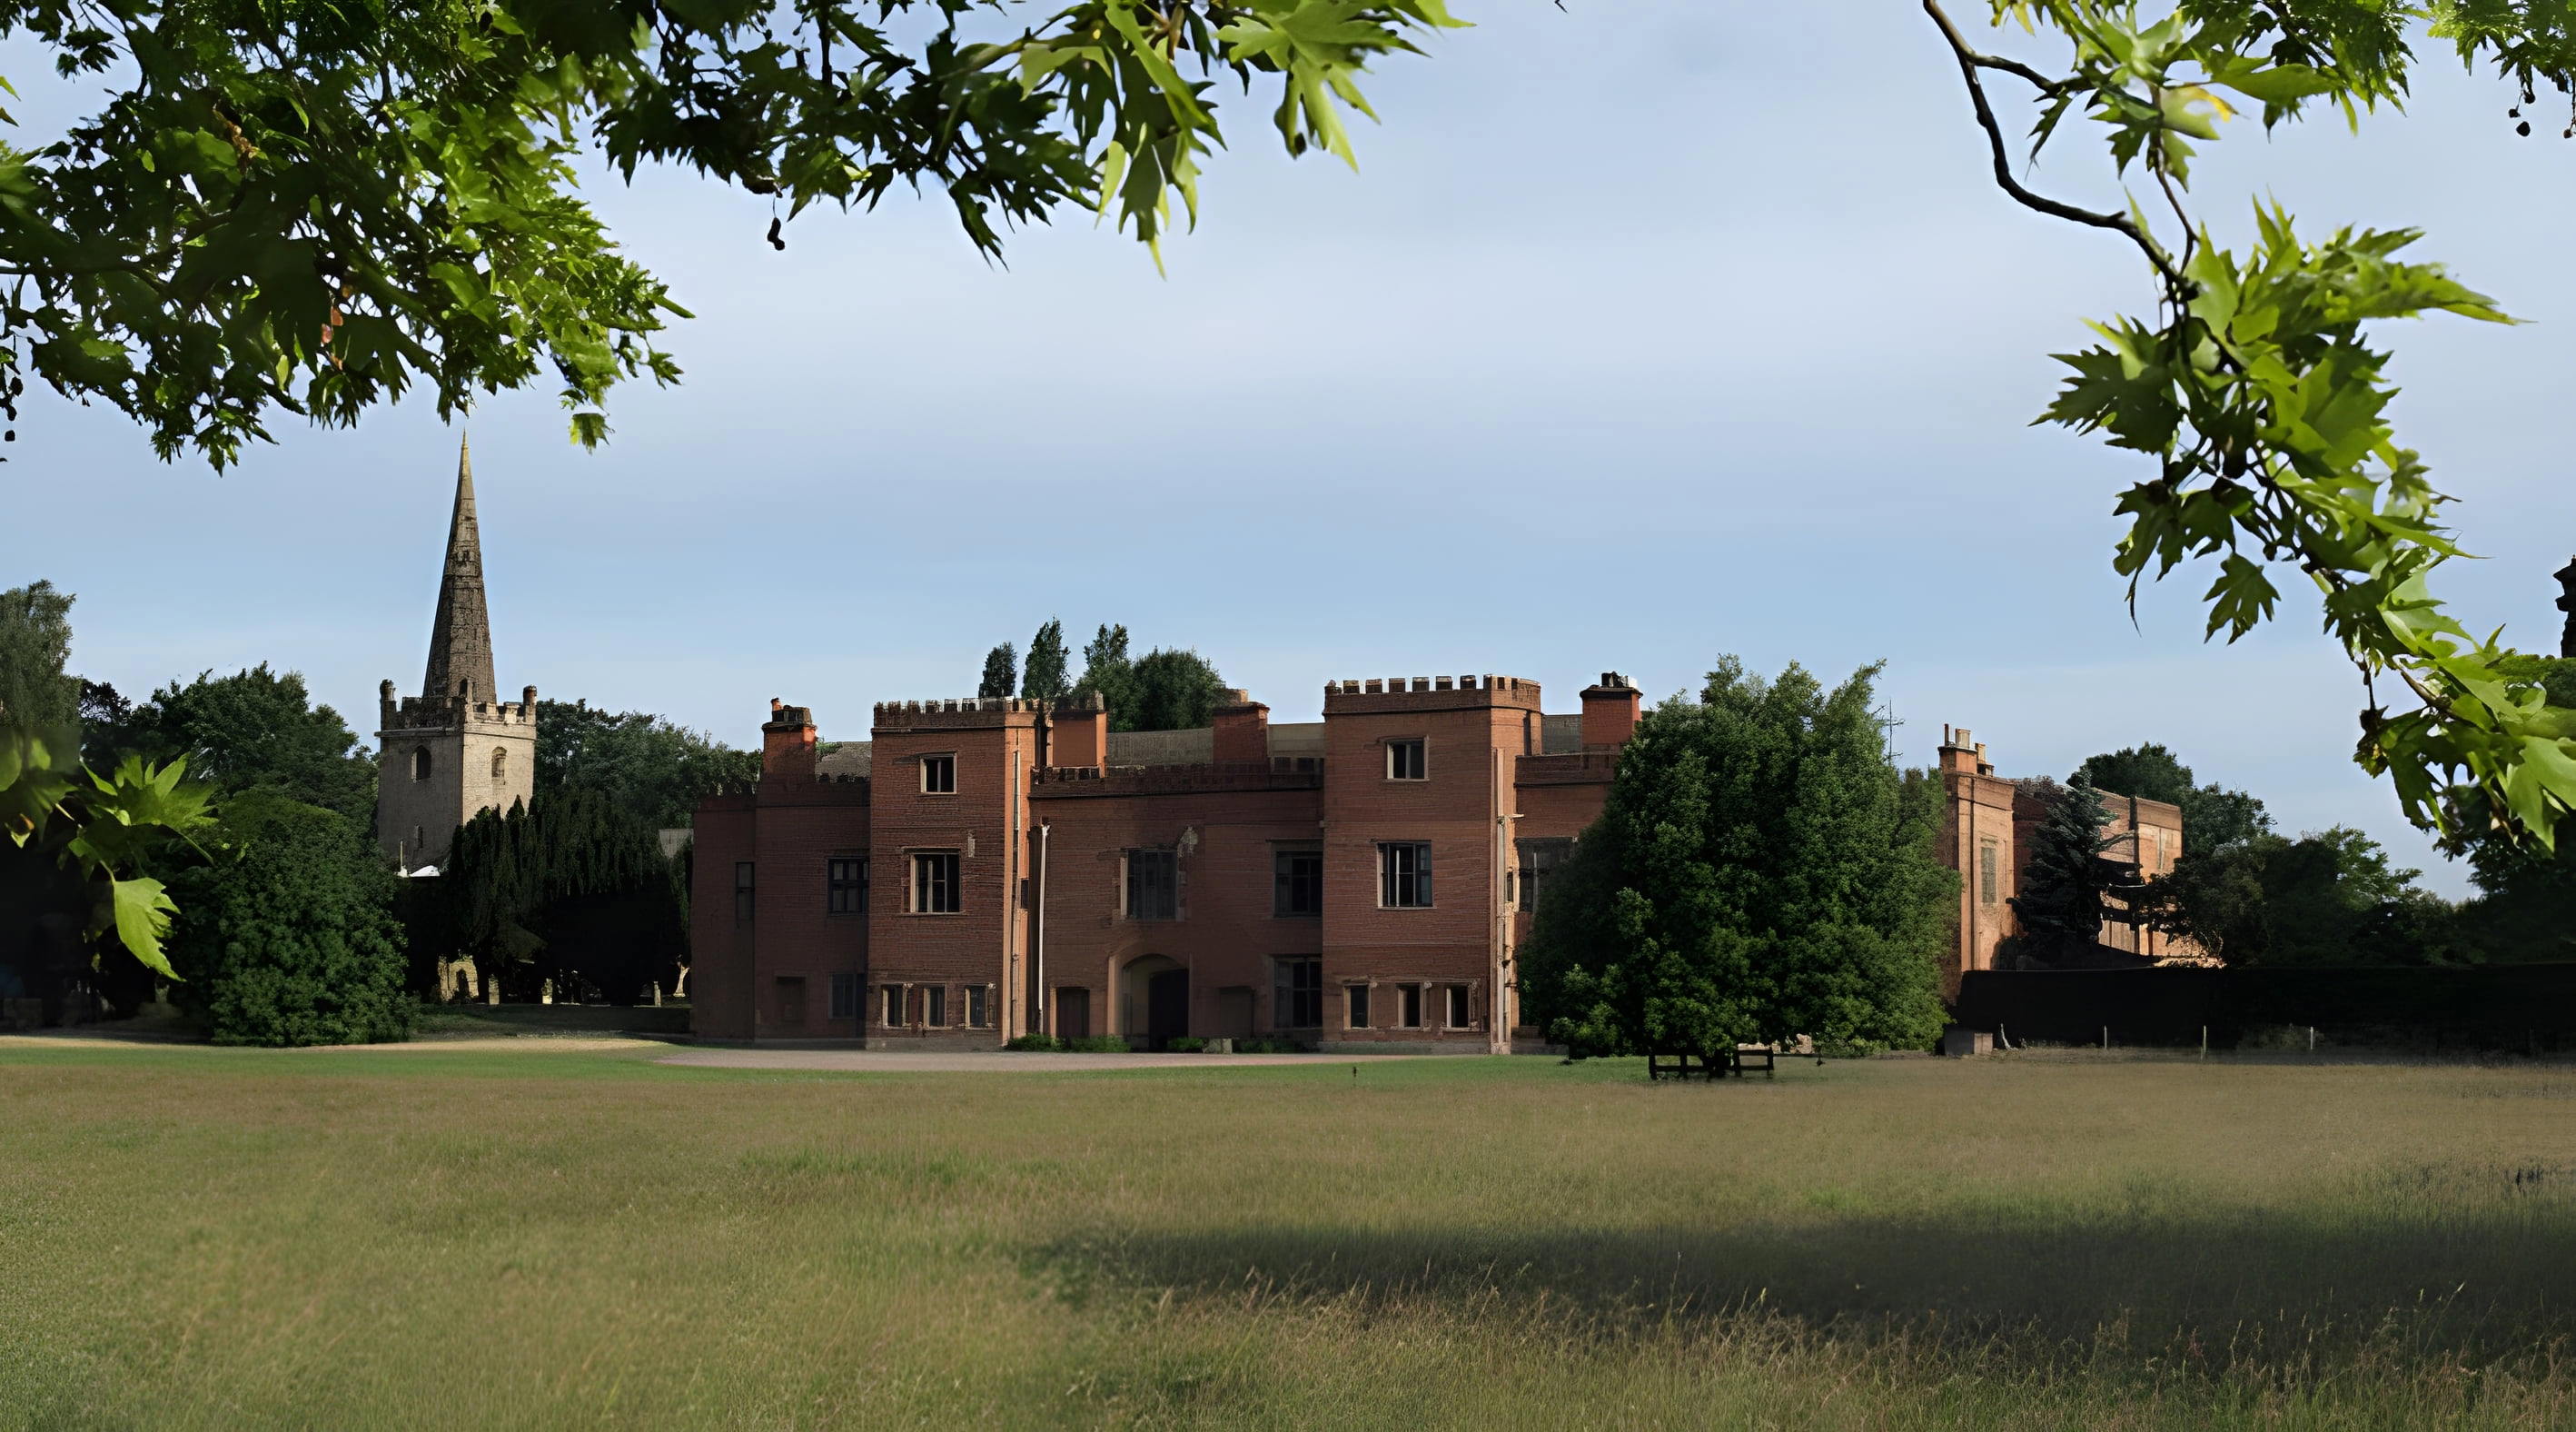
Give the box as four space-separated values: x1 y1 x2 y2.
1125 648 1227 733
10 1 2576 847
1074 623 1135 727
2009 768 2126 955
978 641 1018 701
2 582 213 987
165 788 411 1045
431 789 687 1003
0 581 78 727
534 699 760 830
1021 619 1071 702
1520 657 1954 1058
2074 742 2273 852
2442 654 2576 962
2142 826 2459 968
104 665 374 821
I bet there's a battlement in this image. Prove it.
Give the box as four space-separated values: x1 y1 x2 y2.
377 678 540 733
1516 751 1620 786
1322 672 1541 714
871 694 1045 733
703 771 871 801
1031 759 1325 799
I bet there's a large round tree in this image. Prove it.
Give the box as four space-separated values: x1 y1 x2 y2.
1521 657 1954 1058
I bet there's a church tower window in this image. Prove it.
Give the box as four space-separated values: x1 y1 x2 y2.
490 748 507 780
411 748 432 781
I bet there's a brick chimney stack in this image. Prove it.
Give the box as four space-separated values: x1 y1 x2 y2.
1579 671 1641 750
1938 724 1994 777
1211 688 1269 764
1051 691 1108 769
762 698 817 784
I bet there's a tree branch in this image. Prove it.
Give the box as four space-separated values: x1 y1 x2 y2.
1922 0 2182 288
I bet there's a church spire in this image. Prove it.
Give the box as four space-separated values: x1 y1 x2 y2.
421 434 498 704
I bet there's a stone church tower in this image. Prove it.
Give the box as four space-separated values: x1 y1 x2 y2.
375 437 538 871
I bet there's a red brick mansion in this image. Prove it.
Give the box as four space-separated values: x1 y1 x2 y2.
690 676 2193 1049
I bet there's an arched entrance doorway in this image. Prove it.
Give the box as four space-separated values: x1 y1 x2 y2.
1119 954 1189 1051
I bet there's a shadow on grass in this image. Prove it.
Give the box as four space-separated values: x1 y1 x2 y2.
1028 1193 2576 1372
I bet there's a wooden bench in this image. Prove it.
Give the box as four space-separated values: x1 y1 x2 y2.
1647 1049 1723 1081
1647 1047 1778 1080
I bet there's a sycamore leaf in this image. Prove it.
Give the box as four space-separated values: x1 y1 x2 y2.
104 875 181 981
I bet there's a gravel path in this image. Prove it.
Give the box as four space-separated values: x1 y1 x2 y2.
657 1048 1414 1073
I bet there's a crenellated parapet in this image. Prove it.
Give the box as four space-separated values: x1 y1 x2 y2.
1323 672 1541 714
378 678 540 733
1031 759 1324 798
871 693 1047 733
1516 751 1620 787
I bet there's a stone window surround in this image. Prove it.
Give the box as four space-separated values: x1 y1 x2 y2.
1382 735 1428 781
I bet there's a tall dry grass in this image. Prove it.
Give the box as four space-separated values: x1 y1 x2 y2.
2 1045 2572 1428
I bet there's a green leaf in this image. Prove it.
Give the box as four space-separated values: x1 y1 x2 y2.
105 875 182 981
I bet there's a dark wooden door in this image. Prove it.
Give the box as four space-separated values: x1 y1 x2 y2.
1147 970 1189 1049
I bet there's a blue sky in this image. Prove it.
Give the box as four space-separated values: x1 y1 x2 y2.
8 5 2571 894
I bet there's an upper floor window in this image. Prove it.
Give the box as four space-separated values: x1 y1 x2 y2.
1379 841 1432 909
1978 841 2000 905
411 747 431 781
733 861 755 925
1273 849 1323 917
1125 850 1178 920
920 754 956 794
1516 838 1570 912
1385 738 1426 781
490 748 507 781
910 851 961 913
828 856 867 914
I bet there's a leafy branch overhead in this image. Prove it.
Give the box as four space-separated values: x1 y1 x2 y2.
0 0 1454 464
1928 0 2576 850
9 0 2573 858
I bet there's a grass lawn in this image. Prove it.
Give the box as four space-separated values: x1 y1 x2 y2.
3 1045 2573 1429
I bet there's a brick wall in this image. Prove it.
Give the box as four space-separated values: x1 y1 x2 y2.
1318 677 1539 1050
690 674 1645 1051
1028 781 1323 1040
867 700 1040 1045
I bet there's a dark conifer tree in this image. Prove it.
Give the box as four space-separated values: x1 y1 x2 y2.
2010 768 2125 954
978 641 1017 700
1020 619 1070 701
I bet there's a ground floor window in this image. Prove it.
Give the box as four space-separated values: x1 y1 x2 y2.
881 984 905 1026
926 985 948 1027
966 985 990 1028
1400 983 1423 1029
1346 984 1371 1029
829 971 858 1020
1274 958 1322 1029
1445 984 1471 1029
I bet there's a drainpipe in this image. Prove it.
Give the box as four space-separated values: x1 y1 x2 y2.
1035 819 1050 1038
1491 745 1519 1056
